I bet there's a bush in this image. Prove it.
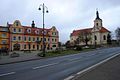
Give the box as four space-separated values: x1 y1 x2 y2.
10 52 20 58
76 46 82 51
37 52 45 57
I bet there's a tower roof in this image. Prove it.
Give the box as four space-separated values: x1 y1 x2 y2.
95 10 102 20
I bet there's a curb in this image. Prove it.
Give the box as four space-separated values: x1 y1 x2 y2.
0 57 43 65
64 52 120 80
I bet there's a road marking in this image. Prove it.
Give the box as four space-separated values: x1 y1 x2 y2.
32 63 58 69
77 53 120 75
0 72 16 77
69 58 80 61
64 52 120 80
64 76 74 80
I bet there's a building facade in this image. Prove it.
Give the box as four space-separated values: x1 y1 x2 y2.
70 10 110 46
0 26 9 49
0 20 59 51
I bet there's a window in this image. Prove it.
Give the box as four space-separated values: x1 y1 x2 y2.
103 35 106 40
24 44 26 49
52 39 54 42
28 37 31 41
1 40 6 44
33 37 35 41
16 21 19 26
18 28 22 32
44 38 46 41
48 38 49 41
24 37 26 41
18 36 21 40
13 28 16 32
52 45 56 47
2 28 8 31
41 38 42 41
13 36 16 40
96 23 98 26
33 45 35 49
2 33 6 37
94 35 97 40
37 37 39 41
27 28 31 33
55 39 57 42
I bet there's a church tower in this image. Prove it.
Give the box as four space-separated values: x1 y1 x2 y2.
94 10 102 30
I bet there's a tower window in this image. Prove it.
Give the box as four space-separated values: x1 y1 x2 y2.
103 35 106 40
96 23 98 26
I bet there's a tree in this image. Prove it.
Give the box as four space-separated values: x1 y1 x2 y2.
58 42 62 48
78 31 91 46
107 33 112 45
115 27 120 45
65 40 71 48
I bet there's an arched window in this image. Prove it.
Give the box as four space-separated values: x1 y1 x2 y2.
103 35 106 40
94 35 97 40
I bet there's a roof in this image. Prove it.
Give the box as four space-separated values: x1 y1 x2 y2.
71 27 110 36
71 28 92 36
99 27 110 33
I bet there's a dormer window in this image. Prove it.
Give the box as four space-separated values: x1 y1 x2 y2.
27 28 31 33
35 29 39 34
16 21 19 26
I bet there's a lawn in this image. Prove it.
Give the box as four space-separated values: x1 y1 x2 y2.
45 48 94 57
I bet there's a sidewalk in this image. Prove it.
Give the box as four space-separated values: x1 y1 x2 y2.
73 55 120 80
0 51 42 65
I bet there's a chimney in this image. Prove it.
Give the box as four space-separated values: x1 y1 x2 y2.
31 21 35 28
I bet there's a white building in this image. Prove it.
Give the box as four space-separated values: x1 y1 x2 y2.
70 10 110 46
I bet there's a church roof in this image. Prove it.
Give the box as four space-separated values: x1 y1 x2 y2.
70 27 109 36
99 27 110 33
70 28 92 36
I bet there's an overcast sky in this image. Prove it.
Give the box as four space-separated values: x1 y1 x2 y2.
0 0 120 43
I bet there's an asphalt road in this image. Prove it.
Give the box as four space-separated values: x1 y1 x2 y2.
0 47 120 80
73 52 120 80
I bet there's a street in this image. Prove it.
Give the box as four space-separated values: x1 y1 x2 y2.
0 47 120 80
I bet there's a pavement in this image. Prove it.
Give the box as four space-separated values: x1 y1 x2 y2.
73 54 120 80
0 47 120 80
0 51 42 65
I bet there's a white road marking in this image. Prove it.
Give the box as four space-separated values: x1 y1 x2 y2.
32 63 58 69
69 58 80 61
64 52 120 80
64 76 74 80
0 72 16 77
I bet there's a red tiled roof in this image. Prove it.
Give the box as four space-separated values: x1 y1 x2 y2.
99 27 110 33
71 28 92 36
71 27 110 36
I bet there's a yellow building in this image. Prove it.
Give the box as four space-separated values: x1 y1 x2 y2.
8 20 59 51
0 26 9 49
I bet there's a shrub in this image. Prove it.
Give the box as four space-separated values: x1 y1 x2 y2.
76 46 82 51
10 52 20 58
37 52 45 57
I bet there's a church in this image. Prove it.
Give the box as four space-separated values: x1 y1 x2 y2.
70 10 110 46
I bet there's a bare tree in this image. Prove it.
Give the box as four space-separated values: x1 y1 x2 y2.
115 27 120 45
77 31 91 46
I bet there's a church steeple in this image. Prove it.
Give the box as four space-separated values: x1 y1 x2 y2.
96 10 100 19
94 9 103 29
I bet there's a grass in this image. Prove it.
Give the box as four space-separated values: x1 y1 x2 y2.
45 48 94 57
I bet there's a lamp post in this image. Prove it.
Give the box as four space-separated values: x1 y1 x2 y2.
38 3 48 57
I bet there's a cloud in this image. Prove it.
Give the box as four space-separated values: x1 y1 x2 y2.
0 0 120 43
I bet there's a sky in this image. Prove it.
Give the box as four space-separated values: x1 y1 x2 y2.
0 0 120 43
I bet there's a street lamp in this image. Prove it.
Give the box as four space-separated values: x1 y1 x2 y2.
38 3 48 57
